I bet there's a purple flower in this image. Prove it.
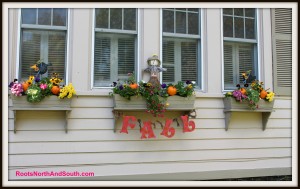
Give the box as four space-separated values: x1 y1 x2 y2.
232 90 243 101
119 85 124 90
244 84 249 88
186 80 192 85
9 82 14 88
236 84 241 88
113 82 117 87
161 83 167 88
35 76 40 83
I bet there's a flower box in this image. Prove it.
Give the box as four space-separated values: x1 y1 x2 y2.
113 94 195 110
223 97 274 131
223 97 274 111
10 95 72 133
11 95 71 109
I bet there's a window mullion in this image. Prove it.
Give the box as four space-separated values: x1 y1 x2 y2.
111 36 118 81
174 40 181 82
40 31 49 77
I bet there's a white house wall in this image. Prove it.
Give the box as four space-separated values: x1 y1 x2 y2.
8 8 292 180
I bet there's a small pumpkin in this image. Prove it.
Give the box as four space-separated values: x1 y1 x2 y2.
129 83 138 89
260 89 268 99
22 82 29 92
51 85 60 95
240 88 247 95
167 86 177 96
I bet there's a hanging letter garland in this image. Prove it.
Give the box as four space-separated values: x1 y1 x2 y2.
119 115 196 139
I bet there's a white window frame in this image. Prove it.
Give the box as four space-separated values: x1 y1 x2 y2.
91 8 139 89
221 8 261 92
160 8 203 90
16 8 70 84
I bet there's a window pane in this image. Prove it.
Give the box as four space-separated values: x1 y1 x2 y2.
38 8 51 25
188 12 199 35
94 34 111 86
234 8 244 16
110 8 122 29
238 44 255 83
223 8 233 15
245 18 255 39
162 40 175 83
118 37 135 77
163 10 174 33
124 9 136 31
48 31 66 80
245 8 255 18
181 41 197 82
95 8 109 28
94 33 136 87
22 8 37 24
223 16 233 37
176 11 186 34
223 43 234 87
176 8 186 11
53 8 67 26
234 17 244 38
20 29 66 81
188 8 198 12
20 30 41 81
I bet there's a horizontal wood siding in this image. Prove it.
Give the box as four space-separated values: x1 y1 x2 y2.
8 96 292 180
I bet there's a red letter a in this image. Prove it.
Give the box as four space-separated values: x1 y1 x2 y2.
140 121 156 139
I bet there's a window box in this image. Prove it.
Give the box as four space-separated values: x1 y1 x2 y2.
112 94 196 132
223 97 274 131
10 95 72 133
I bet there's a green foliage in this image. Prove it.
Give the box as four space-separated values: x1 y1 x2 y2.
26 84 44 103
246 88 260 110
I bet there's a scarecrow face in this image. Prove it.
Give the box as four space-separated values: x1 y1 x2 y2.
150 59 159 66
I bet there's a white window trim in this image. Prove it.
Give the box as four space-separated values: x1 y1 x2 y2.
160 8 204 91
16 8 70 84
91 8 139 89
221 8 261 92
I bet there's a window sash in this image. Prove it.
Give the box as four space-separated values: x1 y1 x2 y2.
93 32 137 87
20 29 67 82
162 37 199 84
223 42 258 90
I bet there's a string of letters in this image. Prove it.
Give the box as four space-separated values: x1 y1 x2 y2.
120 115 196 139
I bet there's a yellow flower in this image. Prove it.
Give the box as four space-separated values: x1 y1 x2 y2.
266 92 275 102
165 102 170 107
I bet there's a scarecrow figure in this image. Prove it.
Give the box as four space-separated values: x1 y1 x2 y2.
144 54 166 89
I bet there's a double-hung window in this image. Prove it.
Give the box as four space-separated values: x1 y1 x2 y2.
20 8 68 82
93 8 137 87
223 8 258 90
162 8 201 87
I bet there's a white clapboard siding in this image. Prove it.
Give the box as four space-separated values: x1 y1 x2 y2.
9 138 292 154
8 96 292 180
8 128 292 142
8 117 291 132
9 148 291 167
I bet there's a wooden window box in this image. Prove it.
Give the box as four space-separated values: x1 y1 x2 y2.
112 94 196 132
10 95 72 133
223 97 274 131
